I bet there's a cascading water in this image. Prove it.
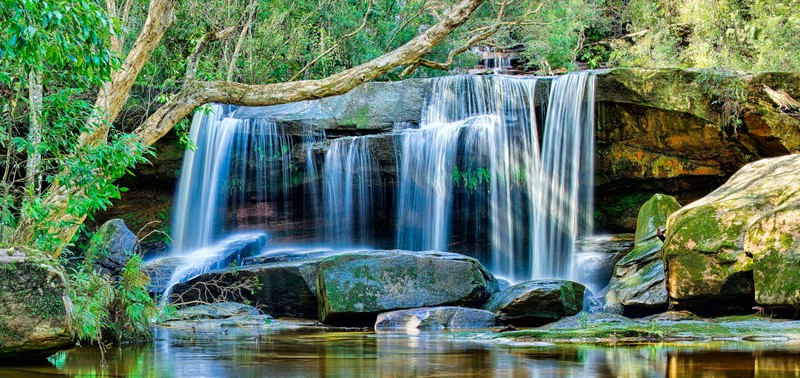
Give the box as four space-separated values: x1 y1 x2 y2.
323 136 383 246
166 72 595 290
395 73 595 282
171 104 293 252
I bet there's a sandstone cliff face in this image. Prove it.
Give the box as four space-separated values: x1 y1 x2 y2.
94 69 800 235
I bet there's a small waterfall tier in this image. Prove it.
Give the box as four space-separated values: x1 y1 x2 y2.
396 73 595 281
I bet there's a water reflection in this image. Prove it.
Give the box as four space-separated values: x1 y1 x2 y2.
4 330 800 377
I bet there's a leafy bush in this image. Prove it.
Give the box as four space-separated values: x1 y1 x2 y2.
68 250 158 345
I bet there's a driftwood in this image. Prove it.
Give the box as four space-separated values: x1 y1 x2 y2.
764 85 800 116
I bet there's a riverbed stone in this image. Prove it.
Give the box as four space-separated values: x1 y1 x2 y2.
606 194 681 310
374 307 496 332
317 250 498 324
575 234 634 293
664 154 800 308
484 280 585 326
166 302 262 321
0 246 75 361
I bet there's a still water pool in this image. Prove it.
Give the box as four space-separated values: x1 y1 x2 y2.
3 328 800 377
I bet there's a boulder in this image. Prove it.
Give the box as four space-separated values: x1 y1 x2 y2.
606 194 681 309
374 307 496 332
317 250 498 325
170 256 324 319
88 219 138 277
664 154 800 307
143 232 267 295
0 247 74 361
484 280 585 326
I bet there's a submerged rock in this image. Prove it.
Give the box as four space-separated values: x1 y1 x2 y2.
317 250 498 325
0 247 74 362
165 302 262 321
484 280 585 326
89 219 138 277
374 306 496 332
664 154 800 308
606 194 681 310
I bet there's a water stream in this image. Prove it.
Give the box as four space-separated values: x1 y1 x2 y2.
6 331 800 377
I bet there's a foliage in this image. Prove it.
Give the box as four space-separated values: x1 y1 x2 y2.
68 250 159 345
608 0 800 72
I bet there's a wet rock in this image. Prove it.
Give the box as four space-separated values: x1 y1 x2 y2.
642 311 700 322
606 194 680 310
484 280 585 326
169 256 324 319
317 250 498 325
374 307 496 332
664 154 800 308
543 312 637 330
143 232 267 295
0 247 74 362
89 219 138 277
165 302 262 321
575 234 634 292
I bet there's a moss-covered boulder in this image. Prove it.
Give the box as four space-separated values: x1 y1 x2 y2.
0 246 74 362
317 250 498 325
484 280 584 326
374 306 496 332
606 194 681 309
664 154 800 307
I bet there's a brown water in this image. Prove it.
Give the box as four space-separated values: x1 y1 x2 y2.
3 329 800 377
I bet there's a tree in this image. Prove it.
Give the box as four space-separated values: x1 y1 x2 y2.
3 0 506 254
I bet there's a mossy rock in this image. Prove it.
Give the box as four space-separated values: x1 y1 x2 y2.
0 246 75 362
664 154 800 307
484 280 584 326
606 194 680 309
316 250 498 325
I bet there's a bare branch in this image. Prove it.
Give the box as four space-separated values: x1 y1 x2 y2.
185 26 239 81
226 0 258 82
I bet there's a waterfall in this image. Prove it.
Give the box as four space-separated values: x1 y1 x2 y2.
168 73 595 284
323 136 382 246
171 104 293 253
395 73 594 281
532 72 596 280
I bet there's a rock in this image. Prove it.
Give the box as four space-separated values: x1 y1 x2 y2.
143 232 267 295
374 307 496 332
575 234 634 292
165 302 262 321
317 250 498 325
0 247 74 361
170 256 325 319
484 280 585 326
642 310 700 322
88 219 138 277
542 312 637 330
664 154 800 307
606 194 681 310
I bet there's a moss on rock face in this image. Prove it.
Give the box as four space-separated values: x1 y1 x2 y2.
0 246 74 362
606 194 680 309
664 154 800 307
316 250 498 325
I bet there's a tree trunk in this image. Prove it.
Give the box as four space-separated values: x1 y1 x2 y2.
13 0 487 253
26 70 43 195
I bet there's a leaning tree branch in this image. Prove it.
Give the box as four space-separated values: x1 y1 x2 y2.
185 26 239 81
134 0 487 147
